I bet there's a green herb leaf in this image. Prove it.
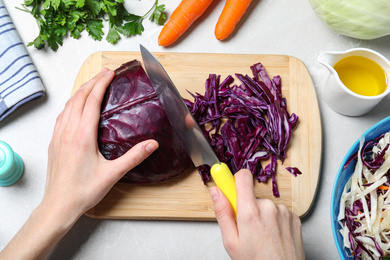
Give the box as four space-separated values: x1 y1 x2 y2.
53 14 66 26
43 0 61 10
69 10 88 25
109 3 129 27
86 19 104 41
150 4 166 26
103 0 117 16
75 0 85 9
28 35 46 50
70 23 85 39
24 0 35 6
85 0 101 17
54 25 67 37
47 34 63 51
117 14 144 37
106 26 120 44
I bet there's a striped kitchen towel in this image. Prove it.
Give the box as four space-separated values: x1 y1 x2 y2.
0 0 45 122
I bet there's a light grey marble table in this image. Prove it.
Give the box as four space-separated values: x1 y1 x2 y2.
1 0 390 259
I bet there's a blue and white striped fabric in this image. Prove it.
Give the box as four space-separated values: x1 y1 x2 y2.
0 0 45 122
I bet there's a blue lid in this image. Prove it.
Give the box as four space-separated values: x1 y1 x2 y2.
0 141 23 186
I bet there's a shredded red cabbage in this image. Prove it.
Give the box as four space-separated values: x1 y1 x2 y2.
343 140 390 172
286 167 303 177
185 62 300 197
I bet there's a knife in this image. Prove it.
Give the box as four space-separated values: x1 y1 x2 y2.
140 45 237 214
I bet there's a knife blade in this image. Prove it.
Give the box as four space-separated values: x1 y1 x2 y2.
140 45 237 214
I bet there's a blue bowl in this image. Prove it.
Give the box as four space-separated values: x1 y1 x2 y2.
331 116 390 259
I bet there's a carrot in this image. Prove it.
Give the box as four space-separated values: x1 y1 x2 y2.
215 0 253 40
379 185 389 190
158 0 214 46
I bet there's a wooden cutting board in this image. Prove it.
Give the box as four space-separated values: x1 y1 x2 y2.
72 51 322 221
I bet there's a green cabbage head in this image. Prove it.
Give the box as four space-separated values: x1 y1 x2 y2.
309 0 390 40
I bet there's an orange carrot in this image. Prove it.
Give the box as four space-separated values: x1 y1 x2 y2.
215 0 253 41
158 0 214 46
379 185 389 190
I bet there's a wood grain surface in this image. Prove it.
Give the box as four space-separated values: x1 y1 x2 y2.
72 51 322 221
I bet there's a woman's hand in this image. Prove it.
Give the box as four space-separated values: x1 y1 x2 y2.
43 68 158 221
210 169 305 260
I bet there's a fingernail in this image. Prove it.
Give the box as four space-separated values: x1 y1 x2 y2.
145 141 158 153
209 187 220 202
100 68 108 74
105 70 114 76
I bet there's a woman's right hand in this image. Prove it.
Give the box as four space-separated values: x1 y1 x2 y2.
210 169 305 260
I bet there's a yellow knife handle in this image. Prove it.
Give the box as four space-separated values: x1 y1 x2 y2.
210 162 237 215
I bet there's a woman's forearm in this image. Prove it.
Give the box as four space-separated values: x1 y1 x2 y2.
0 201 78 260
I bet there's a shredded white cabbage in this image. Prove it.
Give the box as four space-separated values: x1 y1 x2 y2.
339 132 390 259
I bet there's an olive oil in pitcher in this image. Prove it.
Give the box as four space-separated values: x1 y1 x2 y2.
333 56 388 96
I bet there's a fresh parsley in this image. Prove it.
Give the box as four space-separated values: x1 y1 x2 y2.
18 0 166 51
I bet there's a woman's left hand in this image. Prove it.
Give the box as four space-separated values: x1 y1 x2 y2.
43 68 159 221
